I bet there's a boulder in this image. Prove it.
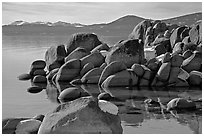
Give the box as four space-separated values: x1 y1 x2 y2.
182 36 191 45
99 61 127 85
170 53 184 67
167 23 179 32
80 63 94 77
167 98 196 111
38 96 122 134
182 52 202 73
66 33 102 55
157 62 171 81
33 69 46 76
182 43 197 53
81 68 103 84
152 22 167 37
47 68 59 80
162 52 171 63
18 73 32 80
100 63 107 70
131 63 144 77
15 119 41 134
58 87 82 103
178 68 189 81
139 78 149 86
45 45 66 71
170 26 187 49
144 35 154 47
81 52 104 68
101 70 138 88
172 42 184 54
65 47 90 63
56 59 81 82
188 71 202 86
91 43 110 53
168 67 180 84
164 30 171 38
152 37 171 53
27 86 43 94
189 20 202 45
183 50 193 59
129 19 152 43
154 43 167 56
142 65 153 80
180 27 190 40
146 61 160 71
33 75 47 83
174 78 189 87
105 39 144 67
31 60 46 69
2 118 28 134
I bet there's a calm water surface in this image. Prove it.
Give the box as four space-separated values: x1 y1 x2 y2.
2 35 202 134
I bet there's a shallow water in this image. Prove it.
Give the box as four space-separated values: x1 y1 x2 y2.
2 35 202 134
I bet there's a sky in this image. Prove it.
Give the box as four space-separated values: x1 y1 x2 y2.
2 2 202 25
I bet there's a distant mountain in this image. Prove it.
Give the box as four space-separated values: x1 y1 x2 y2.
2 12 201 37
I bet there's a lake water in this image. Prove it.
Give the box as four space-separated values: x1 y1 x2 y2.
2 35 202 134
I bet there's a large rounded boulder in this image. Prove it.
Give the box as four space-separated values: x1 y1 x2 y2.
38 96 122 134
188 71 202 86
45 45 66 71
81 68 103 84
105 39 145 68
66 33 102 55
56 59 81 82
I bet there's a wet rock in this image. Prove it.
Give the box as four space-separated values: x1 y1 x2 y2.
31 60 46 69
18 73 32 80
99 61 127 85
38 96 122 134
170 53 184 67
66 33 102 55
33 114 45 122
188 71 202 86
81 68 103 84
167 98 196 111
91 43 110 53
65 47 90 63
58 87 82 103
80 63 94 77
33 69 46 76
106 39 145 67
33 75 47 83
129 19 152 43
45 45 66 71
56 59 81 82
2 118 28 134
15 119 41 134
101 70 138 88
183 50 193 59
139 78 149 86
189 20 202 45
182 52 202 73
157 62 171 81
168 67 180 84
131 63 145 77
27 86 43 93
170 26 187 49
172 42 184 54
47 68 59 80
81 52 104 68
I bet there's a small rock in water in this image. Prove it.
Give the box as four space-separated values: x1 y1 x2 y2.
31 60 46 69
33 114 45 122
98 100 119 115
15 119 41 134
33 75 47 83
58 87 82 103
27 86 43 94
18 73 31 81
167 98 196 111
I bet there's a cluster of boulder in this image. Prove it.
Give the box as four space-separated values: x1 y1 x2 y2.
14 19 202 134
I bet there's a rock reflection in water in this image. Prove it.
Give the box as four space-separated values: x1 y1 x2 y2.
42 82 201 134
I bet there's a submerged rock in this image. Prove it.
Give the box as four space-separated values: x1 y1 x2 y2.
15 119 41 134
38 96 122 134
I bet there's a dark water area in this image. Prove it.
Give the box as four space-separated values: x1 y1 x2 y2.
2 35 202 134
